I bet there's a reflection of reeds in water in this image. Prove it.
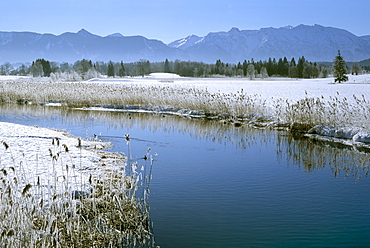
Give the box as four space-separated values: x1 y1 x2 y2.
0 104 274 150
0 137 155 247
277 134 370 183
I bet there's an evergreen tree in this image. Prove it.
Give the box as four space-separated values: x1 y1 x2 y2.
118 61 126 77
333 50 348 83
297 56 305 78
164 59 170 73
277 58 284 76
137 59 151 77
174 60 181 75
33 59 51 77
242 60 248 76
107 61 115 77
290 57 296 67
282 57 289 76
215 59 223 75
266 58 273 76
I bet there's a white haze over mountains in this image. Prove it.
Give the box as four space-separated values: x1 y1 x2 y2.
0 24 369 63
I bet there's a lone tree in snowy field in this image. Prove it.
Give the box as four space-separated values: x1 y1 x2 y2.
333 50 348 83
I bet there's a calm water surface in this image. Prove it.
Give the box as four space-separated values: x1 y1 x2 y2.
1 105 370 247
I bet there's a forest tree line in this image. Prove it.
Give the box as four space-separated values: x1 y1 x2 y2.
0 56 366 80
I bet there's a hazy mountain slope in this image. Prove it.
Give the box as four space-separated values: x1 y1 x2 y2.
171 25 370 63
360 58 370 67
0 25 369 64
0 29 191 63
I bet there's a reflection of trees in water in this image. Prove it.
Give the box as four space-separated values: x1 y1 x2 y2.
277 134 370 182
2 104 370 182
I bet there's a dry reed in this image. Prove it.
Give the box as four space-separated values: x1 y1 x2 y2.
0 136 156 247
1 80 369 130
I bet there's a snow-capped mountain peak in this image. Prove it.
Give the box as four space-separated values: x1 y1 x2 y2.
168 34 202 49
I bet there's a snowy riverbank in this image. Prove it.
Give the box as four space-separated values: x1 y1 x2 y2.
0 121 154 246
0 121 112 193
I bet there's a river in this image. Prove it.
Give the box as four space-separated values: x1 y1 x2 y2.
1 104 370 247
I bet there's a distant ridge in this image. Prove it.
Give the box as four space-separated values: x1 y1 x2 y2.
169 24 370 62
0 25 369 63
0 29 191 63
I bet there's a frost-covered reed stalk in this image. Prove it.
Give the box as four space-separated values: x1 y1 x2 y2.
277 93 370 129
0 137 155 247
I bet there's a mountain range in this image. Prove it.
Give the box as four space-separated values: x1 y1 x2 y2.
0 24 369 64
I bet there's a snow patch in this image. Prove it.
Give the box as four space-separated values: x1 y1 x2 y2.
353 132 370 143
0 75 30 81
307 125 370 148
195 37 205 44
308 125 361 139
147 73 181 79
0 121 110 192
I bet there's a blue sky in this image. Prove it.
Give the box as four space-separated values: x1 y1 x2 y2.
1 0 369 43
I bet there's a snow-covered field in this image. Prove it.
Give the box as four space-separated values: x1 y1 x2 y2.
102 73 370 103
2 73 370 105
0 122 111 193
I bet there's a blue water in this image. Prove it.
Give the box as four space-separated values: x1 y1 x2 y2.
1 105 370 247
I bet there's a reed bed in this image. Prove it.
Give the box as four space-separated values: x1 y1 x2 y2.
275 93 370 129
0 136 155 247
0 81 269 118
1 80 370 130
